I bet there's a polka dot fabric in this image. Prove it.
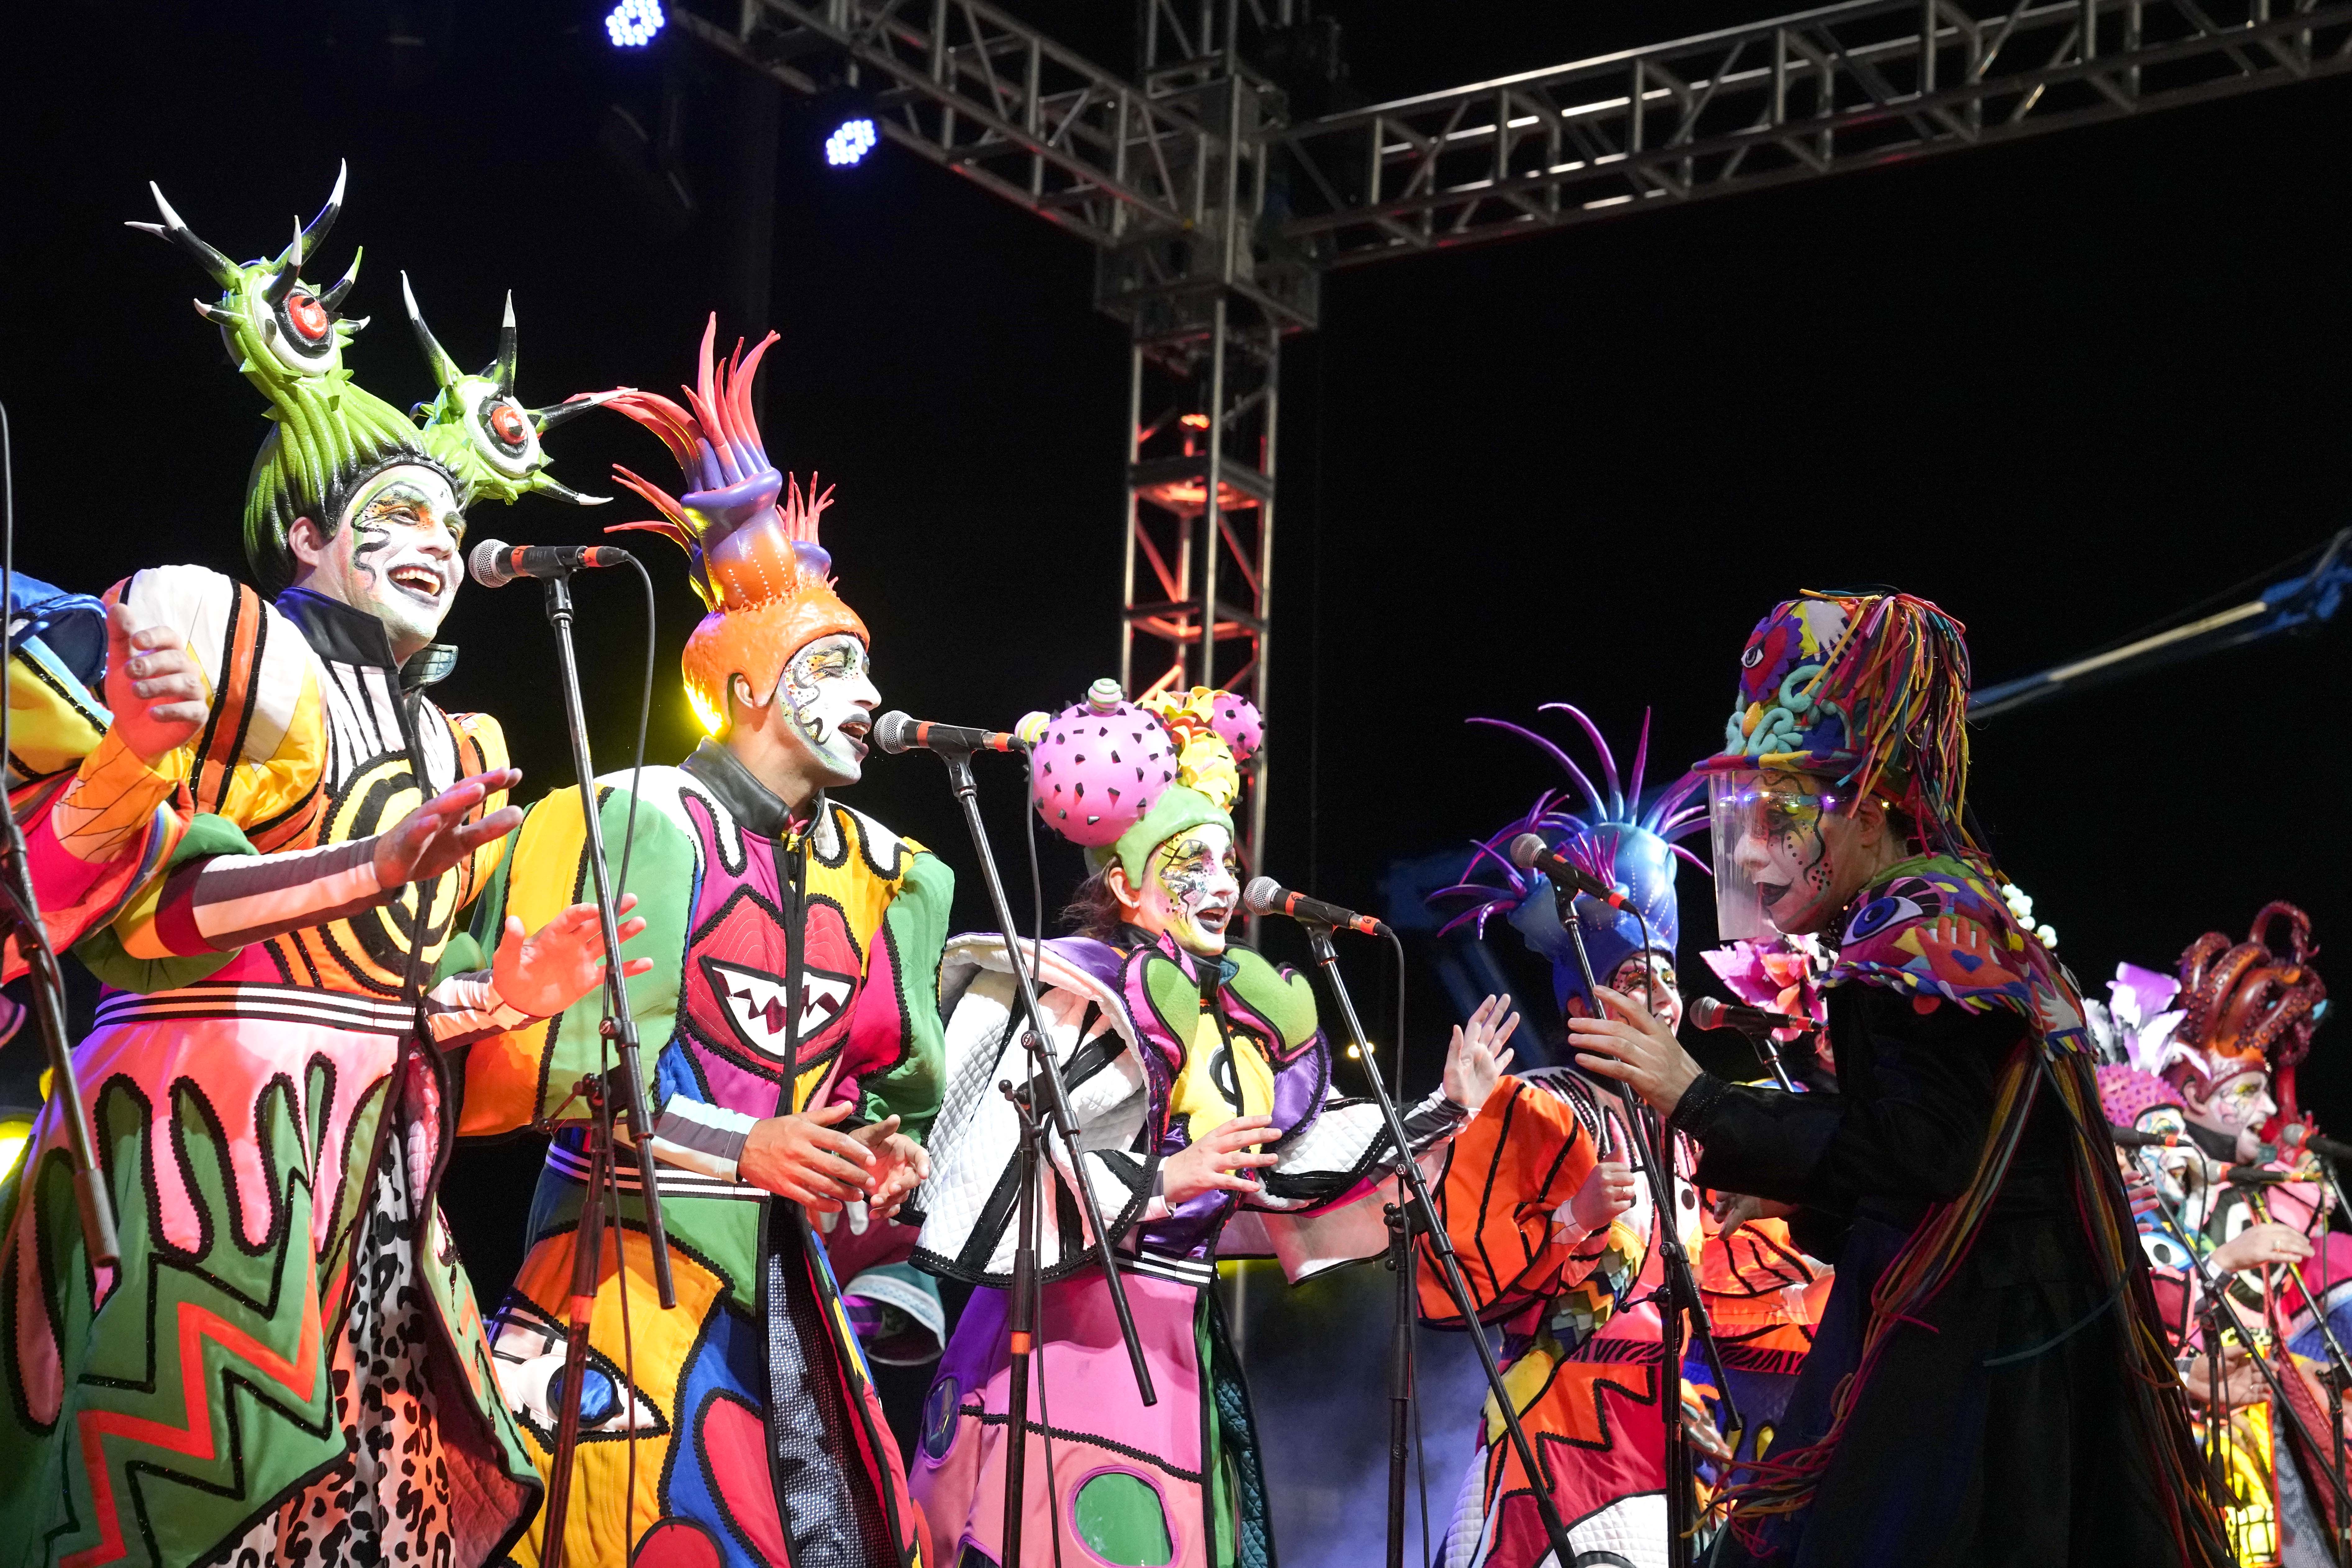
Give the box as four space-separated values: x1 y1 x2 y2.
1029 698 1177 847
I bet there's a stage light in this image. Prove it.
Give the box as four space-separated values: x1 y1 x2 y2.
605 0 666 48
825 116 879 167
0 1118 29 1184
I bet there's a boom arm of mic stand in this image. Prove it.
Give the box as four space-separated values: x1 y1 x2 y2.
542 575 675 1309
0 839 117 1266
937 751 1156 1406
1302 921 1583 1568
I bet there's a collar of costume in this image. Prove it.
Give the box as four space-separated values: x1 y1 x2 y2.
1023 679 1263 884
1120 931 1320 1076
1692 589 1976 856
1433 702 1706 1012
273 587 457 691
1823 852 2091 1054
681 736 826 846
134 165 602 596
598 317 867 740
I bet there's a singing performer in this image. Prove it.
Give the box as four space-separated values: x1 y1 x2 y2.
455 319 946 1568
1422 706 1824 1568
0 175 642 1566
1566 590 2233 1567
2095 905 2340 1561
907 680 1512 1568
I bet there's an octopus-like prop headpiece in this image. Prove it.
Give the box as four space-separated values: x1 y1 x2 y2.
1691 589 1976 855
2170 902 2327 1124
134 163 600 593
602 317 867 737
1020 679 1262 884
1432 705 1706 1012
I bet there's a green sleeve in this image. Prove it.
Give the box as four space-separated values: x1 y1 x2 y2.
71 814 253 993
861 848 953 1140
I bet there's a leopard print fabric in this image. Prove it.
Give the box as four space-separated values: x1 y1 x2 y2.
228 1110 457 1566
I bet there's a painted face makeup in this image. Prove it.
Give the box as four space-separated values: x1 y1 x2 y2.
1136 824 1241 958
1712 770 1872 938
1608 954 1684 1033
306 463 465 658
2189 1068 2277 1160
776 632 878 787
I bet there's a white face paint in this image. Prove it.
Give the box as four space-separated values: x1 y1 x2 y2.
1608 953 1684 1034
775 632 878 788
2188 1067 2278 1162
1133 823 1242 958
303 463 464 658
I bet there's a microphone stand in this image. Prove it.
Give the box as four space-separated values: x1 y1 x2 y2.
1554 891 1737 1568
1298 918 1583 1568
919 743 1156 1568
532 570 675 1568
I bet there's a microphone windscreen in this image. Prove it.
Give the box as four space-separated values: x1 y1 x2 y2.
1508 832 1548 872
1241 876 1283 916
467 538 514 590
1688 996 1727 1030
872 711 918 755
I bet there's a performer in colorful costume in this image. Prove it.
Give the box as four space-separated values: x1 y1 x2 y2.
1568 590 2231 1566
0 172 637 1568
1424 707 1819 1568
2094 907 2341 1564
910 680 1514 1567
458 319 946 1568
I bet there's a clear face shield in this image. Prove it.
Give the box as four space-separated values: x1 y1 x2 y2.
1706 770 1845 941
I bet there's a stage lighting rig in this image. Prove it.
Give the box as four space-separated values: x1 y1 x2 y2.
604 0 665 48
806 82 881 170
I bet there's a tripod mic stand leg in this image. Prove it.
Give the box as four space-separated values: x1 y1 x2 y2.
540 1078 613 1568
1000 1084 1040 1568
1386 1191 1413 1568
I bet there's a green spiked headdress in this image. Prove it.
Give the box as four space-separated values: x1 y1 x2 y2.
135 164 603 594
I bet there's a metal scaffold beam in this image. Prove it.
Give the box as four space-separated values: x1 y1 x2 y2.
1274 0 2352 263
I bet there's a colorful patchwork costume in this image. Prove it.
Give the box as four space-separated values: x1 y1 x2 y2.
910 683 1473 1568
1669 590 2230 1567
0 173 606 1568
456 322 949 1567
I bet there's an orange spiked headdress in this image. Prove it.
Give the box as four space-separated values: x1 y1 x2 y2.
603 317 867 734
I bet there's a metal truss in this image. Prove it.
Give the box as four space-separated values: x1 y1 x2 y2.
1274 0 2352 265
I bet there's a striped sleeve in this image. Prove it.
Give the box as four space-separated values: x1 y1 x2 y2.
146 834 386 954
423 968 539 1050
643 1099 758 1182
1414 1074 1613 1328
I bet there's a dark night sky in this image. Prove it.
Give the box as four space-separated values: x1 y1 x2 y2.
4 0 2347 1321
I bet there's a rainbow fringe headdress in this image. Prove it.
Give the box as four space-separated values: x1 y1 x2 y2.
1695 589 1975 855
601 318 867 737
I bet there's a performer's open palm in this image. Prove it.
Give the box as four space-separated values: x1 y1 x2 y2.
103 601 211 765
1444 992 1521 1109
1569 984 1704 1118
491 893 652 1019
852 1113 929 1221
376 767 526 889
1163 1114 1280 1205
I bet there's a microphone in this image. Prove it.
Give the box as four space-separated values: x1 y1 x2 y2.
2279 1123 2352 1164
1689 995 1813 1037
1508 833 1633 914
872 711 1024 757
1242 876 1389 937
2110 1123 2187 1150
468 538 633 588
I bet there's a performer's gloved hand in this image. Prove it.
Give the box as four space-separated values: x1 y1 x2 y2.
1569 984 1704 1118
2210 1221 2314 1275
1568 1159 1638 1235
103 601 212 766
1443 992 1521 1110
1162 1114 1280 1206
1712 1191 1796 1235
740 1101 877 1214
490 893 652 1019
851 1113 929 1223
374 767 526 889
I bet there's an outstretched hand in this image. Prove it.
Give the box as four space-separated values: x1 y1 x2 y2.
1569 984 1703 1118
104 602 210 766
1444 993 1521 1110
850 1114 930 1222
375 767 525 890
490 893 651 1019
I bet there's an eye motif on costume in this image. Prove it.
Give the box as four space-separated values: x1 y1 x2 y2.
700 954 856 1059
1844 893 1924 944
282 288 332 347
1741 644 1766 669
491 1304 668 1444
465 389 544 475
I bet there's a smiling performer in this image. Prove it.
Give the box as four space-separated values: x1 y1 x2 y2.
0 174 641 1568
1566 591 2230 1567
455 319 948 1568
909 681 1514 1568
